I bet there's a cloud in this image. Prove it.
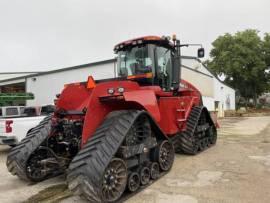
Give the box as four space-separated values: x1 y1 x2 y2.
0 0 269 72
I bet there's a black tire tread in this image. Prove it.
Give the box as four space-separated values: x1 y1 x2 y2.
179 106 217 155
67 110 146 203
6 115 52 181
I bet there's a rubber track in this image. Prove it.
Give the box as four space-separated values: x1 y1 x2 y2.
67 110 146 203
6 115 52 181
179 106 216 155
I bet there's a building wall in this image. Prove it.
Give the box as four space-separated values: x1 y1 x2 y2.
1 58 235 115
182 57 236 113
213 78 236 116
181 67 214 97
26 62 115 106
182 58 212 76
202 96 215 111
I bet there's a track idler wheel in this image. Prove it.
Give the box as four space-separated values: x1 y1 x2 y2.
209 126 217 145
157 140 175 171
140 167 150 185
101 158 128 202
150 162 159 180
199 138 207 151
127 172 140 192
26 148 51 182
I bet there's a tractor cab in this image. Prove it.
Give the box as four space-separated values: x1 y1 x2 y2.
115 36 176 91
114 35 204 92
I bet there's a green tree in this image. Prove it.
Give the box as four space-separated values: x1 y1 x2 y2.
263 33 270 67
263 33 270 90
207 29 269 106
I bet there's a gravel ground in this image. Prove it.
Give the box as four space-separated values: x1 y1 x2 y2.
0 116 270 203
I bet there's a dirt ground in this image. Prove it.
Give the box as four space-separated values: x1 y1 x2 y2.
0 116 270 203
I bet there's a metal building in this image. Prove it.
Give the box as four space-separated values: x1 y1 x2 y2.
0 57 235 117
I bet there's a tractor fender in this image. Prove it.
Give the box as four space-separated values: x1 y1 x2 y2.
123 90 161 122
144 112 169 141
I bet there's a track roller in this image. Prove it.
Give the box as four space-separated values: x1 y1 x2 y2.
140 167 150 185
127 172 140 192
178 106 217 155
209 126 217 145
150 162 160 180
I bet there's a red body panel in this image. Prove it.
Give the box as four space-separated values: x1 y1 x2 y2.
124 90 161 122
57 84 92 110
56 77 202 147
158 96 199 135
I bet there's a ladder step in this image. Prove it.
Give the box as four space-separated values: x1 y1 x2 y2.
177 119 186 122
176 109 186 112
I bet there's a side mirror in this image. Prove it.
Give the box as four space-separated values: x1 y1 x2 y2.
197 48 205 58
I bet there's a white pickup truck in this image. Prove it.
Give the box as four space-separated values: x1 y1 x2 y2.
0 106 25 118
0 105 54 146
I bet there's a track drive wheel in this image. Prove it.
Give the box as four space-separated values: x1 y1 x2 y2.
153 140 175 171
101 158 128 202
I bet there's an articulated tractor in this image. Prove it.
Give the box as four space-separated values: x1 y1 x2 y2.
7 35 217 202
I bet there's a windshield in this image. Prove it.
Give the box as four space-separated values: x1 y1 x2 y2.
117 45 153 77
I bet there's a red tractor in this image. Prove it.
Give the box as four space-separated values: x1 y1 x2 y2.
7 35 217 202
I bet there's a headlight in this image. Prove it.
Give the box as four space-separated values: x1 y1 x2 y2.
118 87 125 93
107 88 115 94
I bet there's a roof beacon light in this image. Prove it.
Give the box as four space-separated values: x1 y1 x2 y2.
172 34 177 41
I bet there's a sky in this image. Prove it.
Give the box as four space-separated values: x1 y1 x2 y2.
0 0 269 72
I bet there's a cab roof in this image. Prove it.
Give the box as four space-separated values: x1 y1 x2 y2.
114 36 174 52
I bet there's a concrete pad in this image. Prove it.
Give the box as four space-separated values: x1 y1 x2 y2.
0 116 270 203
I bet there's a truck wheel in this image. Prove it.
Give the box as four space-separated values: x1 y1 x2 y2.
6 115 52 182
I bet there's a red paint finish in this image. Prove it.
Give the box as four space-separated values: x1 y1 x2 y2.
57 84 91 111
55 76 203 147
80 80 161 145
158 96 200 135
124 90 161 122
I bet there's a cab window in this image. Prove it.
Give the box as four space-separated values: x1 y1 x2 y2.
155 47 172 91
118 46 153 77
